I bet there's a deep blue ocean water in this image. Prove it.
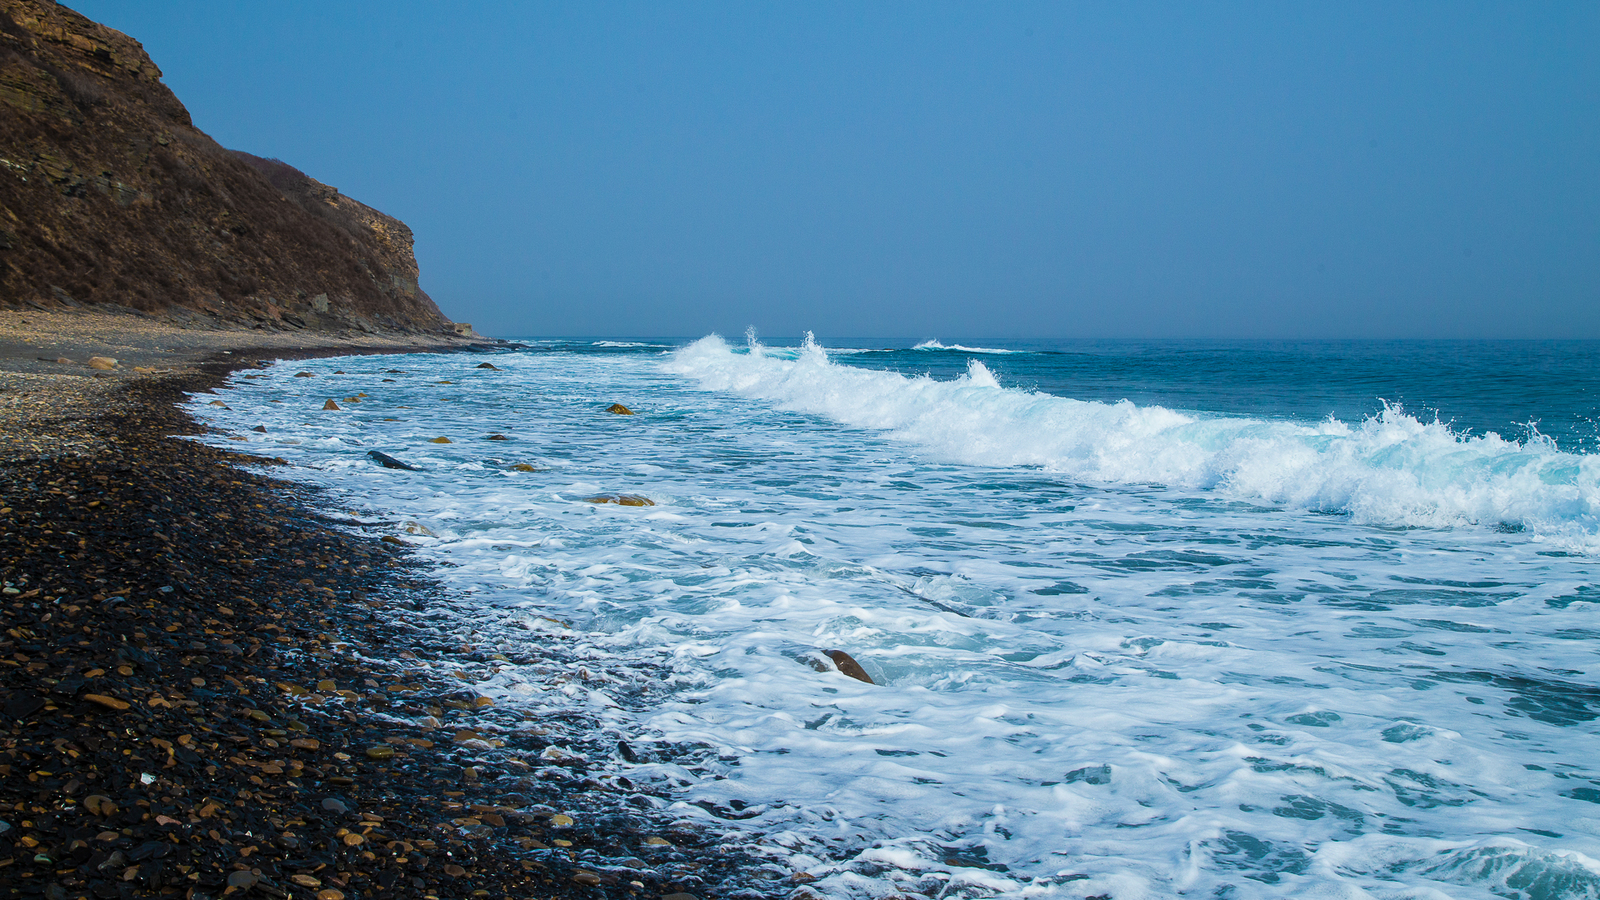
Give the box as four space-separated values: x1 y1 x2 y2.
193 336 1600 899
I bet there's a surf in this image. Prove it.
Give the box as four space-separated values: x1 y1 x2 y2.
665 333 1600 550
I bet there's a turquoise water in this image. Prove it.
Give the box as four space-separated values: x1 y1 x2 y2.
194 336 1600 899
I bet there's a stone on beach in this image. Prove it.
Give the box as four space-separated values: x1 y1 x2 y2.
87 356 118 370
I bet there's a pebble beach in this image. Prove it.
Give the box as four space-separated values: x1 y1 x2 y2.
0 310 765 900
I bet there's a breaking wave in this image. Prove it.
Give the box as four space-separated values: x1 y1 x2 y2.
666 334 1600 549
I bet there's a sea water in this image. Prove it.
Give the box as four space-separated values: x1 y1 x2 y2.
191 336 1600 900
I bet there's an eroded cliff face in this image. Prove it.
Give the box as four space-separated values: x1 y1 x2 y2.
0 0 457 334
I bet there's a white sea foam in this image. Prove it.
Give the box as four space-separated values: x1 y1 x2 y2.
912 338 1023 354
190 346 1600 899
666 334 1600 550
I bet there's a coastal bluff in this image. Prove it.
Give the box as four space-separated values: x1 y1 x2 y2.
0 0 460 335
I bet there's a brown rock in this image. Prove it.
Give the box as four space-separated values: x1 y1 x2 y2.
82 794 116 816
295 372 317 378
607 403 635 415
486 433 509 440
81 692 130 710
582 494 655 507
54 356 72 364
476 362 499 369
573 871 602 886
428 436 451 443
87 356 118 370
316 890 345 900
825 650 875 684
323 399 340 410
365 745 394 760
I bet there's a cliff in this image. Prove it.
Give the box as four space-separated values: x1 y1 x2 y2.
0 0 457 334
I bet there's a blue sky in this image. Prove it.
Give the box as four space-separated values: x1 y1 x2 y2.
72 2 1599 339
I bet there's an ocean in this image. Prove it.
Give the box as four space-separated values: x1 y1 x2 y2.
191 335 1600 900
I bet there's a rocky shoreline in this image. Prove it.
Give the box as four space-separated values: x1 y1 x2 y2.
0 337 780 900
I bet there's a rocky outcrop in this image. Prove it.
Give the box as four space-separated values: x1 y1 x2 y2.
0 0 458 334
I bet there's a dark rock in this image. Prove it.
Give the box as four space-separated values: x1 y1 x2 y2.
3 690 44 718
367 450 420 471
475 362 498 369
825 650 874 684
606 403 635 415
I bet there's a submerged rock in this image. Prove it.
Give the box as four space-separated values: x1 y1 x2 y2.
367 450 420 471
606 403 635 415
476 362 499 369
825 650 874 684
322 399 340 410
582 494 655 507
427 436 452 444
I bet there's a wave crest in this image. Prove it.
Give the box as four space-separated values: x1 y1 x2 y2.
913 339 1022 354
665 335 1600 549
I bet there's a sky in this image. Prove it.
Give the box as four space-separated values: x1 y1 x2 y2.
70 1 1600 340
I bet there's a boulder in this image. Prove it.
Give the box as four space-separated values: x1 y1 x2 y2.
606 403 635 415
367 450 420 471
87 356 117 370
476 362 498 369
322 399 340 410
825 650 874 684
